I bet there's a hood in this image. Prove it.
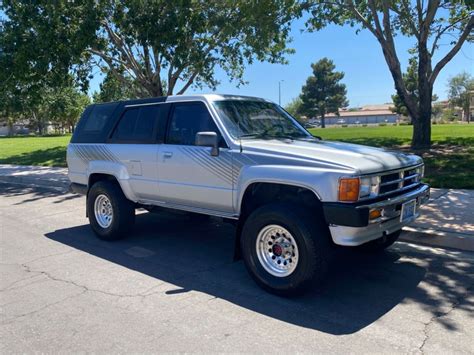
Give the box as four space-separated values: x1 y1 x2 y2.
240 138 422 174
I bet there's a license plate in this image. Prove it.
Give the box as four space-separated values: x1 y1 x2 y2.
400 199 416 222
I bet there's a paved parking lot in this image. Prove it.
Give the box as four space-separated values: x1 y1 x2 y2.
1 182 473 353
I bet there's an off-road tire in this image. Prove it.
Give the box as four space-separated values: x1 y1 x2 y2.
87 181 135 241
241 203 331 296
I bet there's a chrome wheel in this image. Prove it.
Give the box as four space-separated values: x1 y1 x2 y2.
255 224 299 277
94 194 113 228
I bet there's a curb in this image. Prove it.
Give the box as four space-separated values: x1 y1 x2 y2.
400 227 474 252
0 164 70 191
0 175 69 192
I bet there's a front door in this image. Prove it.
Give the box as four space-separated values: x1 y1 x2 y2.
157 101 233 214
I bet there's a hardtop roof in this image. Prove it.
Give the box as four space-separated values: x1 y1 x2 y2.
92 94 271 107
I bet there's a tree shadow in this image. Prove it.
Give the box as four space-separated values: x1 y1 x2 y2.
0 146 67 167
43 211 473 335
0 183 79 204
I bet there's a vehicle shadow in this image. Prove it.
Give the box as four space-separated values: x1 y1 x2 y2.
43 211 441 335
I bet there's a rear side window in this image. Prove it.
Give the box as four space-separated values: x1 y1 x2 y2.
167 102 221 146
111 105 164 143
83 103 117 133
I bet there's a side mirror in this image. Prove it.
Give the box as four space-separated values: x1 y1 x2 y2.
196 131 219 156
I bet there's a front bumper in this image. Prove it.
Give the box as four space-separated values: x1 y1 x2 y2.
323 183 430 246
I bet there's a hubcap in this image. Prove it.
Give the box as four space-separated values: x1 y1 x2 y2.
255 224 299 277
94 194 113 228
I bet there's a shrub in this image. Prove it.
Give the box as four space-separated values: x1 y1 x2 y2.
378 123 387 126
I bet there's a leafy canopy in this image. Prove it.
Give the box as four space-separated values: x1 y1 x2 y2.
1 0 299 97
447 71 474 119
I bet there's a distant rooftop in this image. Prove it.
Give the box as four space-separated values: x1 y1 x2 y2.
326 103 397 118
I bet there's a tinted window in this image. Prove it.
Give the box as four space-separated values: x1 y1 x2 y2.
112 105 162 142
167 103 220 145
83 103 117 132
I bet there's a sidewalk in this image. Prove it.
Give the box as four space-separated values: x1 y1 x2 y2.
1 164 473 251
0 164 70 190
399 188 474 251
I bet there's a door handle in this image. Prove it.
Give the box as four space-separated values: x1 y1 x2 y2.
163 151 173 158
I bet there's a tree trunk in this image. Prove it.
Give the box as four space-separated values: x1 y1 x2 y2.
412 39 432 150
321 113 325 128
32 112 43 136
411 94 432 150
7 121 13 137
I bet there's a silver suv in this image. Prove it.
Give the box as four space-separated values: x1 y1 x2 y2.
67 94 430 295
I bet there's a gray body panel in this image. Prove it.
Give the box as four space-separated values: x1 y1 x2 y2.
67 94 427 246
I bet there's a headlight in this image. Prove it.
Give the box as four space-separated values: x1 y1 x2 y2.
339 176 380 202
416 165 424 180
359 176 380 199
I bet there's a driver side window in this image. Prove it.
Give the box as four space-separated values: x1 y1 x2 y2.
166 102 224 146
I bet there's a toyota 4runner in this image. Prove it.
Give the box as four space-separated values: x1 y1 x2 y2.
68 94 430 295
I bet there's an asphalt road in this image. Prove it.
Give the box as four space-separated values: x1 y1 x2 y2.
1 182 473 353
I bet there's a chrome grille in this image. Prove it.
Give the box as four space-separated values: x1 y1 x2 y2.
378 165 422 196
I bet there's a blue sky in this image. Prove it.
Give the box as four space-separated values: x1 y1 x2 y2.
187 17 474 107
2 7 470 107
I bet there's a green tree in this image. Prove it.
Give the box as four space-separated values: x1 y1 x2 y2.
447 72 474 123
391 57 438 119
0 76 89 135
1 0 298 97
299 58 348 128
284 97 304 122
92 70 137 103
306 1 473 149
49 85 91 133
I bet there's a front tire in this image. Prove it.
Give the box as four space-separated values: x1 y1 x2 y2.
241 203 331 296
87 181 135 240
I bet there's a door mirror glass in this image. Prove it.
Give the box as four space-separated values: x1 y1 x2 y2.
196 131 219 156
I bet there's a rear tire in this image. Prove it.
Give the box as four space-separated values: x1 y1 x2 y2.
87 181 135 241
241 203 331 296
357 230 401 252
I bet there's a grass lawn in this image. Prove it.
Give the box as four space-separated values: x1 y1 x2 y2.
1 124 473 188
0 135 71 167
309 124 474 189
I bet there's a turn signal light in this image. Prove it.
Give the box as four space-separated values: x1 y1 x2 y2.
369 209 382 220
338 178 360 202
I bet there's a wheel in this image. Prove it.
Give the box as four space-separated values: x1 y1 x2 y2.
357 230 401 252
87 181 135 240
240 203 331 296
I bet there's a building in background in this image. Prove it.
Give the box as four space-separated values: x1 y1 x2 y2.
0 120 30 136
324 104 399 126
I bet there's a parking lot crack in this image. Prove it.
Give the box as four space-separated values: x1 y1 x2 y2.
18 262 166 299
418 284 472 354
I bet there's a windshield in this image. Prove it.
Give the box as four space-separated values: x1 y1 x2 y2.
213 100 312 140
